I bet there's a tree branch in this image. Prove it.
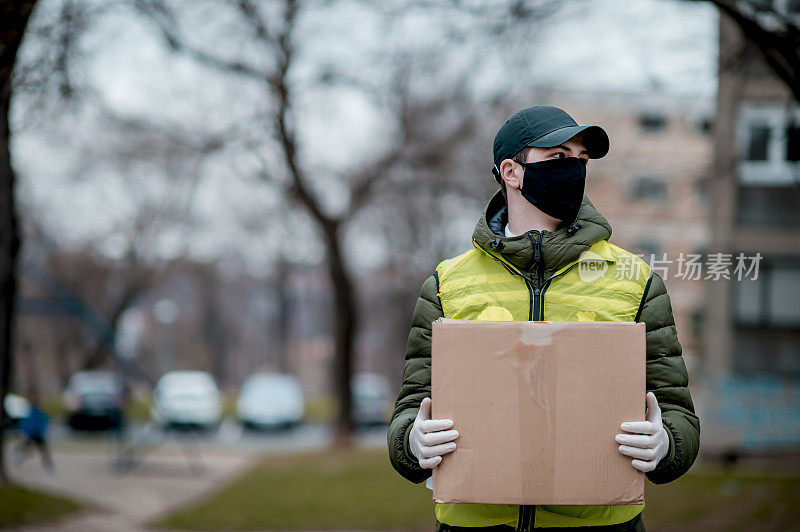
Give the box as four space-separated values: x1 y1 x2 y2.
692 0 800 101
236 0 277 49
133 0 273 85
347 150 402 216
271 0 336 229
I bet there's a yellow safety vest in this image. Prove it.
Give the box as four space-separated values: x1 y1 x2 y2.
434 237 651 529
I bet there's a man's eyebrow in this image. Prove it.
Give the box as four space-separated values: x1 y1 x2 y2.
550 144 589 155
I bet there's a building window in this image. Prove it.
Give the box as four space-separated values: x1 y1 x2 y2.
638 113 666 132
746 124 771 160
786 123 800 161
697 117 713 135
736 185 800 226
630 176 667 201
737 103 800 185
732 258 800 327
731 257 800 376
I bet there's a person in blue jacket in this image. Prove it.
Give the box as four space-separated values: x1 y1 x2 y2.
13 393 55 473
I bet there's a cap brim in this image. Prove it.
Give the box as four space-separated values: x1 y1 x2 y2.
526 125 610 159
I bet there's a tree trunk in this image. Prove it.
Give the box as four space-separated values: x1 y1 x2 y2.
201 277 228 387
273 258 290 374
325 226 356 448
0 0 38 486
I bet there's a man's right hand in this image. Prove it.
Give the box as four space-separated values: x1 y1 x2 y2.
409 397 459 469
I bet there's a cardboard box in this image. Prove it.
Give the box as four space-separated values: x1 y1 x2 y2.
431 318 646 506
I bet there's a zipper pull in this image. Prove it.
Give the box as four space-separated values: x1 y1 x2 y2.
534 231 544 262
566 223 582 237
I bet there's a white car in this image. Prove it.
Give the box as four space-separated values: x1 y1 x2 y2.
237 373 304 430
151 371 222 430
351 373 391 427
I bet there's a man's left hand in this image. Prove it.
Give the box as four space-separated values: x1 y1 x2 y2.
615 392 669 473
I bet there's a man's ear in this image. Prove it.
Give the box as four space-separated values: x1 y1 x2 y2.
499 159 522 190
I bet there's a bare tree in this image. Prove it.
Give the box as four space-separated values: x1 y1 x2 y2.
6 0 565 453
128 0 562 446
689 0 800 101
7 0 236 393
131 0 386 445
67 108 225 367
14 106 226 384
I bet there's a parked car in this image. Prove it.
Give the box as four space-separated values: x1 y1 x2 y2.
351 373 391 427
236 373 304 430
2 393 31 430
64 370 124 430
151 371 222 430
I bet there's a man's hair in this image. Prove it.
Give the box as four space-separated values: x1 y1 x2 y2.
497 146 532 203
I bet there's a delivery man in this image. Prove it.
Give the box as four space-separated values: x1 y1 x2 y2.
387 106 700 531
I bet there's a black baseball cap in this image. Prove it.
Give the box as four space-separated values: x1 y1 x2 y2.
492 106 610 176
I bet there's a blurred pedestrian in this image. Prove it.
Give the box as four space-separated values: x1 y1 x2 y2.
13 392 55 474
388 106 700 531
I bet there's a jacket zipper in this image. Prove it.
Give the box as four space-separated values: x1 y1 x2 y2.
517 504 533 531
519 231 545 532
531 231 545 321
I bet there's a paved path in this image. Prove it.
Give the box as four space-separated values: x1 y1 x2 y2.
7 440 257 531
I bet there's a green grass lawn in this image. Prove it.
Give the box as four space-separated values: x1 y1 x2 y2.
0 484 84 528
155 450 435 531
643 464 800 531
155 450 800 531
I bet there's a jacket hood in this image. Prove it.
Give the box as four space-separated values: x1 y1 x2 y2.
472 190 613 278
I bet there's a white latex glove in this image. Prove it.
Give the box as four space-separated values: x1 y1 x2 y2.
615 392 670 473
409 397 459 469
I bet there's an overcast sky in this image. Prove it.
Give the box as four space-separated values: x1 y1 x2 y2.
533 0 717 96
13 0 719 275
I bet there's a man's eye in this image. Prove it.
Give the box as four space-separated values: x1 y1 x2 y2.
551 152 565 159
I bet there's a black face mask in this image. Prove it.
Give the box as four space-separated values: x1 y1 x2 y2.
518 157 587 223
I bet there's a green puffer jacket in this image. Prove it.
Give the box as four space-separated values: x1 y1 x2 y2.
388 191 700 488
